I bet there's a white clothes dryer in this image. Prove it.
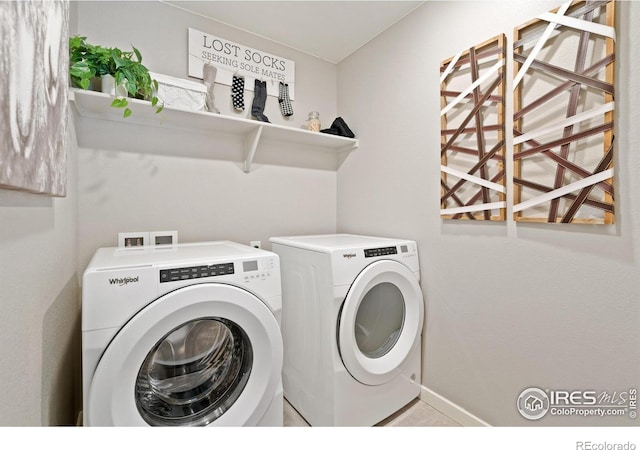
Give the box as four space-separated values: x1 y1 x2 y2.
82 241 283 426
270 234 424 426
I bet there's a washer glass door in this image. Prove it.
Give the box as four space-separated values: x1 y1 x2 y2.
87 283 282 426
338 260 424 386
135 317 253 426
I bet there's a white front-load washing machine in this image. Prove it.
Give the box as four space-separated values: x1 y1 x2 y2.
270 234 424 426
82 241 283 426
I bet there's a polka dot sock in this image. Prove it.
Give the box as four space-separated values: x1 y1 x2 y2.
278 82 293 117
231 75 245 112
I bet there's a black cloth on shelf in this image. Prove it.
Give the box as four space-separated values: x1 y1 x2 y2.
320 117 355 138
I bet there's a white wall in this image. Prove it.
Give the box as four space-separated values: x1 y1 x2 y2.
75 1 339 270
0 2 80 426
338 1 640 425
0 118 80 425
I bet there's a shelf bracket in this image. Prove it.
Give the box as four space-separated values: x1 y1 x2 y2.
243 125 263 173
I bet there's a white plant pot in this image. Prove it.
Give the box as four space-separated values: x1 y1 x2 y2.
101 74 127 98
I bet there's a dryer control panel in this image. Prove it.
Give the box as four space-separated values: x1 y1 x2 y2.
364 246 398 258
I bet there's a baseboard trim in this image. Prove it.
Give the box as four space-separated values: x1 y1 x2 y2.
419 385 491 427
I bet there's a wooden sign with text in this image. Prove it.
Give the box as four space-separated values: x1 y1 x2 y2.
188 28 295 99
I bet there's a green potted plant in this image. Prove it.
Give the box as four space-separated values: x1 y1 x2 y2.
69 35 162 117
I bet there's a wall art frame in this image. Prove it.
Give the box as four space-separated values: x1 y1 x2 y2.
513 0 615 224
440 34 507 221
0 0 69 197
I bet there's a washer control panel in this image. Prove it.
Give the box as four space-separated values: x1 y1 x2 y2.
242 257 275 283
159 257 277 287
160 262 234 283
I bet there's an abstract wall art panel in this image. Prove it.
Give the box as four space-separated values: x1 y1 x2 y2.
0 0 69 196
513 0 615 224
440 34 507 221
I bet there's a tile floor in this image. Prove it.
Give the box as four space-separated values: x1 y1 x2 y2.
284 398 460 427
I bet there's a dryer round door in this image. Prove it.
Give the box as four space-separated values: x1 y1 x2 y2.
338 260 424 386
87 283 282 426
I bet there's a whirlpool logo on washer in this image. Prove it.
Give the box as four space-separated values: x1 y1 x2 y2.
342 253 357 259
108 276 140 286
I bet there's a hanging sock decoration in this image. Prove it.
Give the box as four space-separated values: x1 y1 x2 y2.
278 82 294 117
231 74 245 112
202 63 220 113
251 79 270 123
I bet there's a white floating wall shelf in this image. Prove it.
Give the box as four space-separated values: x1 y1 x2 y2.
69 89 359 173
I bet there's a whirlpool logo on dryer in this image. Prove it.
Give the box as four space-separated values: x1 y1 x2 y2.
342 253 357 259
108 276 140 286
